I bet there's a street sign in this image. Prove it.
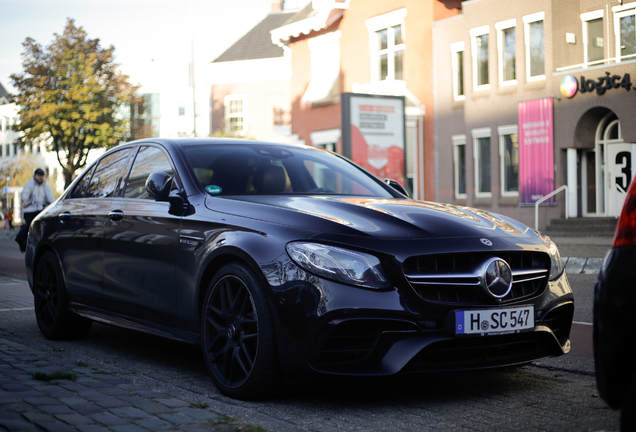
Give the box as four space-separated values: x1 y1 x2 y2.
3 186 21 193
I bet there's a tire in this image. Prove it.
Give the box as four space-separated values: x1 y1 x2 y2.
621 375 636 431
201 263 279 400
33 251 92 339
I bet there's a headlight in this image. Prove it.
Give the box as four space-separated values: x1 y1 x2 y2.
286 242 390 289
541 234 564 280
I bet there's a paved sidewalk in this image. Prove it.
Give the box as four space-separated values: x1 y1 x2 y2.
0 337 232 432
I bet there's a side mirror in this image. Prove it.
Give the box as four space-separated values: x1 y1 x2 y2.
384 179 409 197
146 171 192 216
146 172 172 202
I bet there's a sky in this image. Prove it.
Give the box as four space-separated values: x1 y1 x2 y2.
0 0 307 94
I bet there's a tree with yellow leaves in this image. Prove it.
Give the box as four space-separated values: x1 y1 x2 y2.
10 19 137 188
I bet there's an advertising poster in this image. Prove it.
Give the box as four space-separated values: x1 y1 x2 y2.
341 93 406 185
518 97 554 205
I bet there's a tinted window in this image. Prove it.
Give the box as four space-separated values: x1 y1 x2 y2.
69 165 97 199
84 149 132 198
183 144 393 197
124 146 175 199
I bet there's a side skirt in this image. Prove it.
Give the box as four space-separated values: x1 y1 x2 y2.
69 303 201 345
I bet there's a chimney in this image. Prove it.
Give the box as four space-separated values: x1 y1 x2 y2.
271 0 283 12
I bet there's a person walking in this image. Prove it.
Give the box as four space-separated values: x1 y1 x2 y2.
14 168 55 252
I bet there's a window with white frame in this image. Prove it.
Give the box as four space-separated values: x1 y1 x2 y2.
310 129 340 153
302 31 341 106
450 42 465 101
496 19 516 86
452 134 467 199
613 3 636 62
224 95 247 135
582 10 604 66
524 12 545 81
472 128 492 198
498 125 519 197
367 9 407 82
470 26 490 90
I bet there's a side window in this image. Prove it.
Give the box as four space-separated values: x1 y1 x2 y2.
84 149 132 198
124 146 175 199
69 165 97 199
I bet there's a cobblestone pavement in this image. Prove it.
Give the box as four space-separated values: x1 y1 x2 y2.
0 337 227 432
0 276 270 432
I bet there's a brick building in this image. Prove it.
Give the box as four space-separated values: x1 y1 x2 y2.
434 0 636 230
272 0 462 199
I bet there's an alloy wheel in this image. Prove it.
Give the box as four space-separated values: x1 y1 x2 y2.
203 274 259 389
34 258 59 331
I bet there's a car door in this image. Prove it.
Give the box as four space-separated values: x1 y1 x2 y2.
101 145 181 324
54 148 133 306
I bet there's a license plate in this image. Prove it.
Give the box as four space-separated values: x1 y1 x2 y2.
455 306 534 336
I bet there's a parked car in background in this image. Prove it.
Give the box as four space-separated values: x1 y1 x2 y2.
595 177 636 431
26 138 574 399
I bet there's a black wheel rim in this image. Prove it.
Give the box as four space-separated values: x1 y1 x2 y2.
34 259 59 330
203 275 258 389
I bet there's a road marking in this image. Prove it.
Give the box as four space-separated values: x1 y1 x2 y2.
573 321 592 326
0 308 34 312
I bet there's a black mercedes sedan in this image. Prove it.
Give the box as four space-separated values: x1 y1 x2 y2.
26 138 574 399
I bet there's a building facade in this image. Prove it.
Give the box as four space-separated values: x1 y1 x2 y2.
208 6 297 142
434 0 636 230
272 0 462 200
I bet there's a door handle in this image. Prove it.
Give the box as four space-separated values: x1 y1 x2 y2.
59 212 71 223
108 210 124 222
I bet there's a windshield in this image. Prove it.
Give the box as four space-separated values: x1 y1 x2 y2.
182 144 394 198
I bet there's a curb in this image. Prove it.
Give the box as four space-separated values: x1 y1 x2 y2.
562 257 603 275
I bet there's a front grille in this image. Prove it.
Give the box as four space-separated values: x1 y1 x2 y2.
316 319 418 366
403 252 550 305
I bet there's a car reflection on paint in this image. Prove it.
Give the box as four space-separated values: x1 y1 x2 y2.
25 138 574 400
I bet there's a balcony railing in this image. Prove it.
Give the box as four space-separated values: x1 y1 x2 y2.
556 54 636 72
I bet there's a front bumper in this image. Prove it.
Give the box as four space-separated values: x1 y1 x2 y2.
269 264 574 377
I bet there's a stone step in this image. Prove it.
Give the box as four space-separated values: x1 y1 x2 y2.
548 218 617 226
544 218 617 237
543 230 615 237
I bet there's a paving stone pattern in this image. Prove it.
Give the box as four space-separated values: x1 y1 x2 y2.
0 338 224 432
0 276 34 311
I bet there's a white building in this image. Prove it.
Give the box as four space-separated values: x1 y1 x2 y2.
207 3 297 143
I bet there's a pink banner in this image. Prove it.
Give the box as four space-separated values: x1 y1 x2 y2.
518 98 554 205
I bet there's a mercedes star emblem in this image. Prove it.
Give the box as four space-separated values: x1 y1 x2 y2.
481 258 513 299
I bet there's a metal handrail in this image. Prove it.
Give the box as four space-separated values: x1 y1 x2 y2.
535 185 569 231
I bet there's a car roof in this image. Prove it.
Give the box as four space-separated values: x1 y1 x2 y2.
121 137 310 150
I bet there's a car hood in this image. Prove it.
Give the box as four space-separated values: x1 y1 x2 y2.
209 195 536 240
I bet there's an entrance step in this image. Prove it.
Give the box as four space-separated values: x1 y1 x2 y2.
543 217 617 237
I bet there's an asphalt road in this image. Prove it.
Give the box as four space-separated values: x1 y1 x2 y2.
0 236 621 431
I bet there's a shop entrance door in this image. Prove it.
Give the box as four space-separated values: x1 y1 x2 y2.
607 143 636 217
